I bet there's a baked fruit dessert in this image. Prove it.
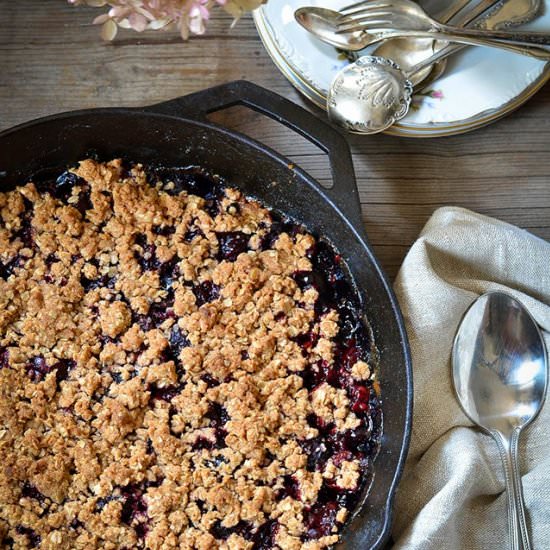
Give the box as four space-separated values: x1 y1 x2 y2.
0 159 381 549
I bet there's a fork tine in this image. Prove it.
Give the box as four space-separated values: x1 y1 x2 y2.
340 1 394 15
335 22 389 35
336 11 394 33
340 1 376 14
339 9 394 20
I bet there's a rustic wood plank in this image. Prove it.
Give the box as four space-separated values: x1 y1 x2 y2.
1 0 550 281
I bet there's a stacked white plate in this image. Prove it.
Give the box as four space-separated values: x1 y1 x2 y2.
253 0 550 137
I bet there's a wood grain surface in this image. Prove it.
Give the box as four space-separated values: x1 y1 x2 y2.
2 1 550 279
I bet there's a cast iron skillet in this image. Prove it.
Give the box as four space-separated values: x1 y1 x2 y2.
0 80 412 549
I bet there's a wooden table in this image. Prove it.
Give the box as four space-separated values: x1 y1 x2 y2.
2 2 550 279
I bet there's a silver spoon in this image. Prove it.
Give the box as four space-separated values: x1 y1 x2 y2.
295 4 550 59
452 291 548 550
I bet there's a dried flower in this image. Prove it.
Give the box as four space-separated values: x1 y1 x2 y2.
68 0 267 40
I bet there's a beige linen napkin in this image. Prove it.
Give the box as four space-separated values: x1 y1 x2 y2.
391 207 550 550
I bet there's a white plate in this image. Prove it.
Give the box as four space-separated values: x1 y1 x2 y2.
253 1 550 137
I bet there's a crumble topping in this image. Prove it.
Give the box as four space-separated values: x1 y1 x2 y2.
0 159 381 549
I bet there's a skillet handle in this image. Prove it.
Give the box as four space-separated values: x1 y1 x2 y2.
143 80 363 231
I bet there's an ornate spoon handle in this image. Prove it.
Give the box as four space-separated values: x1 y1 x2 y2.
492 429 531 550
381 30 550 61
437 22 550 46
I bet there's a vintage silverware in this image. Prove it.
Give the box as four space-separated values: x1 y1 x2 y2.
295 0 550 61
326 30 549 135
475 0 541 29
452 291 548 550
372 0 541 87
296 3 550 57
335 0 550 52
298 0 544 133
296 1 542 94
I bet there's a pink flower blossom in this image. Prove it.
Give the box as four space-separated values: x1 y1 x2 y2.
69 0 266 40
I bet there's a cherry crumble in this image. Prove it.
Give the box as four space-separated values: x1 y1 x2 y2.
0 159 381 549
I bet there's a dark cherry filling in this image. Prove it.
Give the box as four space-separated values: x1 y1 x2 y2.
275 475 301 501
251 520 279 550
292 270 327 294
216 231 250 262
184 220 205 243
26 356 51 383
134 236 180 289
148 167 224 218
158 258 179 291
300 359 329 391
293 329 319 360
210 519 253 541
21 482 45 503
162 325 190 366
32 170 85 204
201 373 220 388
192 280 220 307
210 519 279 549
13 217 34 250
54 359 76 387
274 312 285 322
288 241 382 540
0 346 9 369
26 356 75 384
44 253 57 267
193 403 229 450
95 495 114 512
300 435 333 473
135 299 175 332
120 484 148 524
303 499 338 540
260 211 303 250
134 234 160 272
15 525 41 548
152 224 175 236
0 255 24 281
204 454 229 469
206 402 230 428
302 483 362 541
70 518 83 530
208 403 229 448
148 384 182 402
75 187 93 216
80 258 117 292
81 273 116 292
106 480 160 541
33 169 92 215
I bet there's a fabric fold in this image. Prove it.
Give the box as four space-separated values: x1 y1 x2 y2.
392 207 550 550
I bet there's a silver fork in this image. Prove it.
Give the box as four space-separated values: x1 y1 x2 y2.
337 0 460 32
363 0 506 86
335 0 549 47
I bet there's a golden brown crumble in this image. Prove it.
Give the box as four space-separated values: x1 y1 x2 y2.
0 160 380 549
